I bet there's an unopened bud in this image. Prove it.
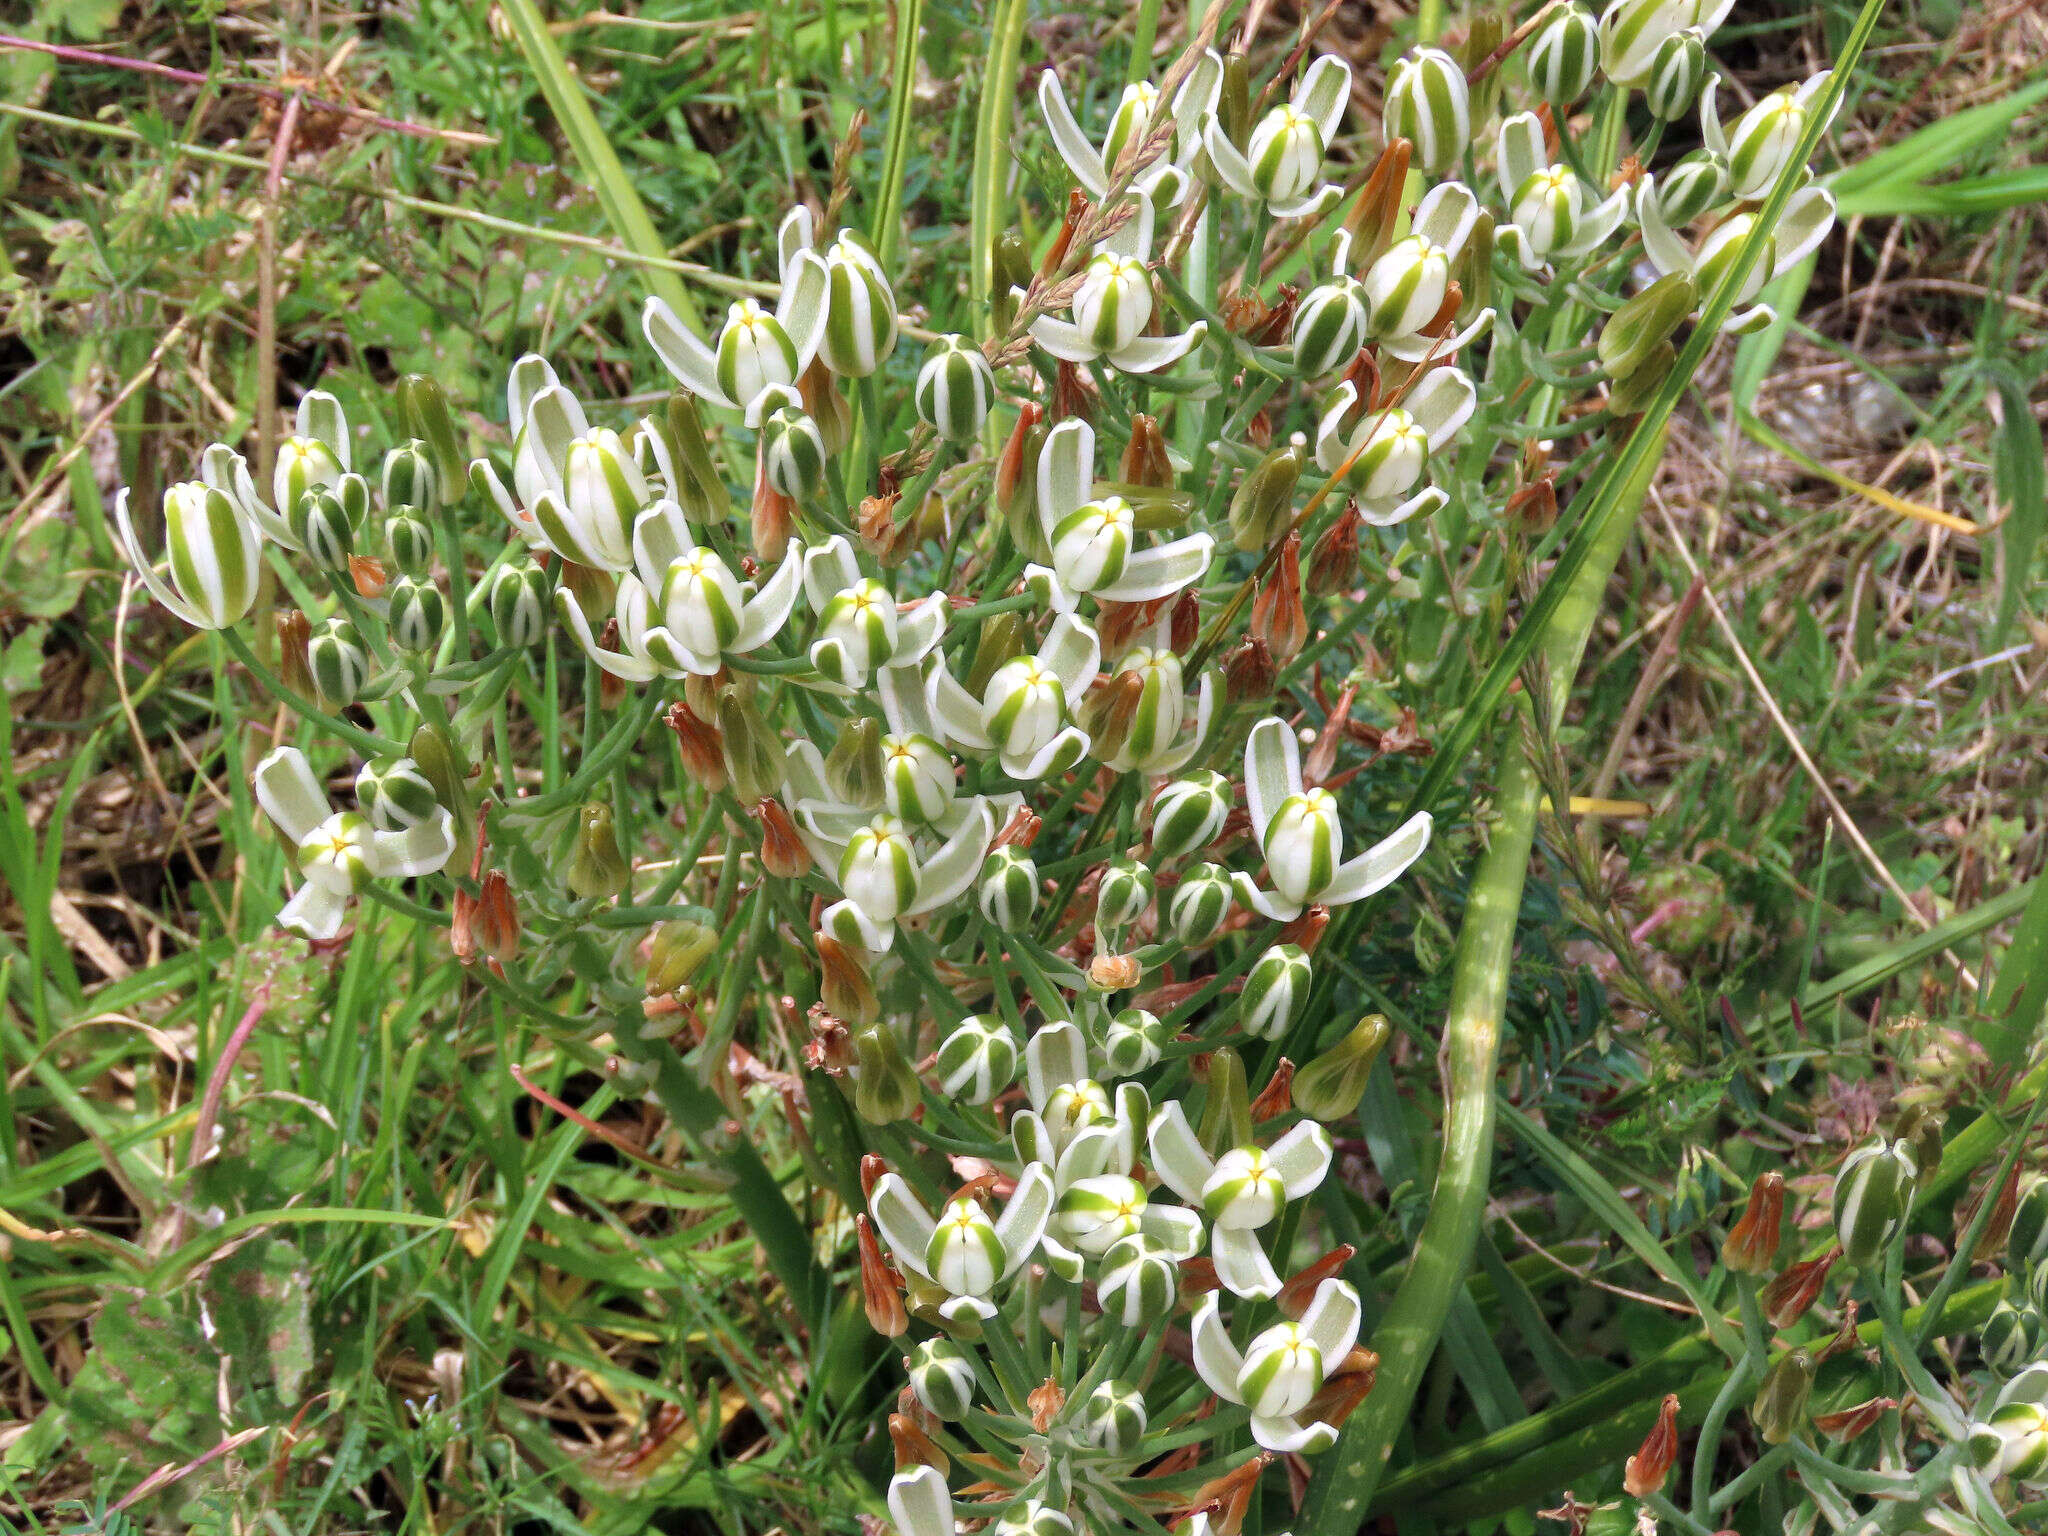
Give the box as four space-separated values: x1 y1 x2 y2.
1623 1393 1681 1498
1197 1046 1253 1156
1241 943 1312 1040
1095 857 1156 945
1293 1014 1391 1121
1750 1348 1815 1445
276 610 313 696
852 1024 922 1124
2010 1173 2048 1270
566 802 630 900
1723 1172 1785 1275
934 1015 1020 1105
1813 1396 1896 1443
1761 1247 1838 1329
1169 862 1234 946
1224 636 1277 704
824 716 887 808
1599 273 1698 382
907 1337 978 1420
978 845 1039 928
996 405 1049 559
717 688 785 805
306 616 370 707
755 798 812 878
1307 504 1363 597
1228 438 1305 553
1100 1007 1169 1077
966 612 1028 698
387 574 448 655
1248 533 1308 664
1150 772 1233 861
858 1215 909 1337
1833 1138 1918 1268
819 934 880 1025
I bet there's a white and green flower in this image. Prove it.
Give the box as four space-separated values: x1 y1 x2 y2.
1360 181 1495 361
1701 71 1837 201
1149 1100 1332 1298
1233 717 1433 921
800 535 948 690
1191 1277 1361 1450
1382 47 1469 176
779 205 899 379
1202 56 1351 219
867 1161 1053 1321
255 747 455 942
1312 365 1475 526
793 797 1000 954
923 613 1102 780
1494 111 1629 273
643 212 832 425
113 478 265 632
1026 204 1210 374
1025 420 1215 615
1635 170 1836 333
1037 53 1222 217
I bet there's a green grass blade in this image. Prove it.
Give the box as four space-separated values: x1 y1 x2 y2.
1826 77 2048 202
970 0 1032 344
495 0 701 332
1989 367 2046 655
870 0 924 272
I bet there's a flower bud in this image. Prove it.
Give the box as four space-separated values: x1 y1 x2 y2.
276 609 312 696
1228 438 1304 553
1197 1047 1254 1156
647 918 717 994
1983 1298 2045 1378
1761 1248 1837 1329
1599 272 1697 381
1345 138 1413 267
1100 1007 1168 1077
1722 1172 1785 1275
306 616 370 707
1292 1013 1390 1121
385 511 436 577
666 700 728 793
1095 857 1155 945
1813 1396 1896 1444
1725 77 1828 201
355 756 441 832
1623 1393 1681 1498
853 1024 923 1124
991 230 1033 329
966 612 1028 699
2010 1174 2048 1270
1169 862 1234 946
996 405 1047 555
1833 1139 1918 1267
382 438 441 515
1643 29 1708 122
819 933 880 1024
490 561 551 648
855 1214 909 1338
395 375 464 486
1097 1234 1179 1327
1598 0 1694 89
387 574 448 655
979 845 1039 929
1609 341 1675 415
1248 534 1308 664
566 802 630 900
717 688 786 805
1223 636 1277 704
1292 275 1371 381
1971 1366 2048 1484
823 716 886 808
1382 48 1470 176
935 1015 1020 1105
1656 149 1728 226
1750 1348 1814 1445
1241 944 1312 1041
1307 503 1364 598
907 1337 978 1420
2029 1259 2048 1318
1364 234 1453 346
291 483 360 570
1075 1380 1147 1455
1526 3 1600 106
762 399 827 502
755 798 812 878
1151 772 1232 861
915 335 997 444
1119 414 1175 491
1238 1319 1326 1417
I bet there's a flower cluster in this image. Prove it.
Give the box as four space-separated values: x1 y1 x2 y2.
113 5 1851 1528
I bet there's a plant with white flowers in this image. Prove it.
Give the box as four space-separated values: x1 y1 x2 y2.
107 3 1873 1527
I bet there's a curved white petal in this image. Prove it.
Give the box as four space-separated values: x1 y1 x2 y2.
507 354 562 440
1243 716 1302 841
1295 55 1352 145
1004 723 1089 781
1189 1293 1244 1400
643 298 733 408
363 808 457 879
1212 1222 1282 1298
1267 1120 1334 1198
777 204 815 282
1230 870 1304 923
906 800 996 916
1146 1101 1214 1204
887 1467 956 1536
1039 69 1110 198
734 553 803 652
824 896 895 953
254 747 331 845
1269 184 1344 223
277 881 349 941
633 500 699 593
1319 810 1433 906
1039 419 1096 536
1026 1020 1090 1107
1024 562 1078 616
996 1160 1054 1279
1382 307 1493 363
1497 112 1547 202
801 535 863 612
1093 533 1214 604
1029 313 1103 365
1250 1414 1337 1454
1776 186 1837 275
1409 367 1478 449
1107 321 1209 374
1635 177 1693 279
1360 484 1447 529
894 595 949 665
1201 116 1262 200
1040 613 1102 703
1141 1203 1207 1260
928 665 995 750
868 1172 937 1279
777 248 833 377
1299 1277 1362 1361
111 490 208 629
555 588 660 682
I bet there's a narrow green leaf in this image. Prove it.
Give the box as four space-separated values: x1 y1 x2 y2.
1990 369 2046 653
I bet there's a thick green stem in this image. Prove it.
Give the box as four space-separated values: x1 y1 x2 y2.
1301 438 1663 1531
